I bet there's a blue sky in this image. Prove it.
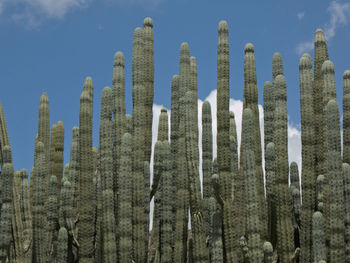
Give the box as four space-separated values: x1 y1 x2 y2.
1 0 350 173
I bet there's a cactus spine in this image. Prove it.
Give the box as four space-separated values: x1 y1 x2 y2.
78 77 94 262
326 99 345 262
274 74 294 262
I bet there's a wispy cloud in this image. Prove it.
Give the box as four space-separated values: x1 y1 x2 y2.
106 0 165 8
0 0 90 28
297 11 305 20
296 1 350 54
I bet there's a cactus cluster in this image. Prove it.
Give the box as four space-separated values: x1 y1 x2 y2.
1 18 350 263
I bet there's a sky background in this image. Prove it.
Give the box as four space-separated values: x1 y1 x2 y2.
0 0 350 175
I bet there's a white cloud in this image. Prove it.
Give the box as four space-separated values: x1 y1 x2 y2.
0 0 89 27
297 12 305 20
106 0 165 7
296 1 350 54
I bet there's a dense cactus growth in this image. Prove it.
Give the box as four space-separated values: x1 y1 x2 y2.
3 17 350 263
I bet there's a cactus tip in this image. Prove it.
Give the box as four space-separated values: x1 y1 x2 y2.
218 20 228 32
143 17 153 28
114 51 125 67
299 53 312 70
343 70 350 80
315 28 326 42
321 60 334 74
244 43 254 53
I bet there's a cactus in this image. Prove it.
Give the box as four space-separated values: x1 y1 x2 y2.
344 70 350 163
326 99 345 262
316 174 325 212
272 52 284 82
94 171 103 263
102 189 117 262
289 162 300 249
125 114 133 135
50 121 64 198
112 51 126 229
208 194 223 263
263 241 274 263
216 20 237 263
343 163 350 262
132 26 147 262
68 127 79 214
312 211 326 262
313 29 330 247
78 77 94 262
274 74 294 262
46 175 58 260
184 90 208 262
298 52 316 263
0 146 13 261
202 101 213 239
265 142 277 247
158 108 169 142
241 108 262 262
57 227 68 263
32 141 48 263
264 81 274 152
173 42 190 263
118 133 133 262
243 42 267 241
0 102 10 164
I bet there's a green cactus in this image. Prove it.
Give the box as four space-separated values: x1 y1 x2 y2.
0 146 13 261
272 52 284 82
68 127 79 214
46 175 58 261
102 189 117 262
265 142 277 248
118 133 133 263
274 74 294 262
313 29 330 247
184 90 208 262
125 114 133 135
264 81 274 153
78 77 94 262
202 101 213 240
173 42 190 263
216 20 237 263
289 162 300 249
298 52 316 263
242 108 262 262
50 121 64 198
32 141 48 263
243 42 267 241
316 174 325 212
343 163 350 263
208 195 223 263
343 70 350 163
132 26 147 262
12 170 23 262
0 102 10 165
95 170 103 263
263 241 274 263
326 99 345 262
57 227 68 263
312 211 326 262
158 108 169 142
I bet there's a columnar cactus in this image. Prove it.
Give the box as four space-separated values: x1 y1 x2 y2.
298 52 316 263
316 174 325 212
343 70 350 163
0 102 10 164
263 242 274 263
272 52 284 82
46 175 58 260
173 42 190 263
33 141 47 263
0 146 13 261
102 189 117 262
265 142 276 247
243 42 266 240
274 74 294 262
202 101 213 238
68 127 79 213
312 211 326 262
78 77 94 262
12 171 23 262
208 195 223 263
216 20 236 263
50 121 64 197
326 99 345 262
184 90 208 262
118 133 133 262
132 26 147 262
37 92 50 193
313 29 330 244
242 108 262 262
263 81 274 151
289 162 300 249
158 108 169 141
343 163 350 262
57 227 68 263
125 114 133 135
